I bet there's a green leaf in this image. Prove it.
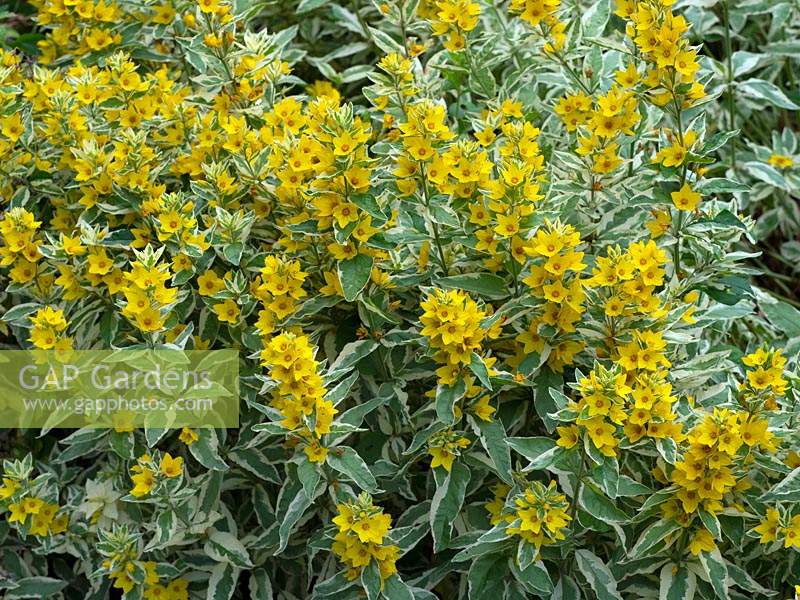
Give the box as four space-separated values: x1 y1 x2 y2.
696 178 749 194
189 429 228 471
228 448 280 483
732 51 762 77
435 378 467 425
430 462 470 551
207 563 239 600
4 577 67 599
451 525 511 562
513 559 553 596
517 540 538 571
327 447 379 493
383 575 415 600
738 78 800 110
313 572 355 597
579 483 629 523
553 576 581 600
146 509 177 551
249 569 273 600
594 456 619 498
472 417 512 484
1 302 41 324
698 509 721 540
655 438 678 465
468 352 492 390
360 559 382 600
109 430 135 460
725 562 776 597
435 273 508 299
630 519 682 557
760 466 800 502
659 564 696 600
338 254 374 301
759 300 800 340
506 437 558 471
744 161 789 190
535 370 564 432
204 530 254 568
701 130 740 154
574 550 623 600
581 0 610 37
698 549 730 600
222 242 244 265
367 27 405 55
278 485 313 553
296 0 328 13
325 370 361 406
328 339 379 374
468 554 507 599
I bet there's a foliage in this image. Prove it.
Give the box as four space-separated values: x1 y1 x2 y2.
1 0 800 599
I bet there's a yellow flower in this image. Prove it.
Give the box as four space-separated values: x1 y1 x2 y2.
160 453 184 478
768 154 793 169
671 183 701 211
197 0 222 13
494 214 520 237
784 515 800 548
428 446 456 472
213 299 240 324
753 508 780 543
304 442 328 463
472 395 495 421
1 113 23 142
179 427 199 445
8 503 28 524
134 307 165 332
130 468 155 497
556 425 580 449
197 271 225 296
688 528 716 555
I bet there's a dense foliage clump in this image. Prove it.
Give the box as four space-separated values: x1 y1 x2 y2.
1 0 800 598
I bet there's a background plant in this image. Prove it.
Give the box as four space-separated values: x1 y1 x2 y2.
1 0 799 599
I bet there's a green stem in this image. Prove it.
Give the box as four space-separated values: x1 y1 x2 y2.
508 240 521 297
673 210 683 277
722 0 737 170
569 453 585 529
420 163 450 277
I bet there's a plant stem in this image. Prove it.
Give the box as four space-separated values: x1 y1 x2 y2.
569 453 585 527
508 241 521 297
722 0 737 170
673 210 683 277
420 163 450 276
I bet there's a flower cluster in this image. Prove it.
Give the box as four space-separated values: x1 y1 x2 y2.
427 429 471 471
420 289 490 375
587 240 669 318
503 481 571 550
98 527 189 597
509 0 566 53
260 331 337 462
1 208 42 286
332 494 400 581
28 306 71 350
615 0 705 107
515 220 588 372
1 461 68 538
129 452 183 498
557 85 641 175
1 0 798 596
427 0 481 51
253 256 307 332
